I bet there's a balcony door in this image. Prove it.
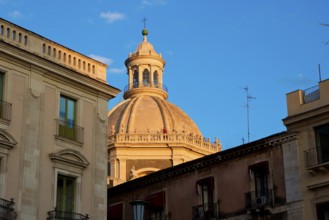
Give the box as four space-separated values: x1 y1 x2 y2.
315 123 329 164
56 174 76 213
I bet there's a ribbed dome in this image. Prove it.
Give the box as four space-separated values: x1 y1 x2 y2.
135 41 156 54
108 95 202 136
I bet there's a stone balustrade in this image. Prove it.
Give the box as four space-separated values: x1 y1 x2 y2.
0 18 107 82
108 132 222 152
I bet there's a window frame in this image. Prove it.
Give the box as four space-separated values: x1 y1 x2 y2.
54 169 81 214
315 123 329 164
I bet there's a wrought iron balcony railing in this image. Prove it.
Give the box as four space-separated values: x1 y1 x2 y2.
0 198 17 220
192 203 218 220
47 210 89 220
303 85 320 103
55 119 84 144
0 100 12 122
305 147 329 168
124 82 168 93
245 189 274 209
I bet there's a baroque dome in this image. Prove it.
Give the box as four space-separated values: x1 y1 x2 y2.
108 95 202 136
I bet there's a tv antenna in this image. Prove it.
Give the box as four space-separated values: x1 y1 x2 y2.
242 86 256 143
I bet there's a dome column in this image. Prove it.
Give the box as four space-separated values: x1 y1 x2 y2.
128 67 133 90
150 65 154 87
138 65 143 88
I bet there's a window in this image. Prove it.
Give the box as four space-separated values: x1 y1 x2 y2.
133 70 138 88
315 123 329 164
145 191 165 220
247 162 272 208
194 177 216 219
56 174 76 212
108 203 123 220
59 95 76 140
154 71 159 87
143 69 150 86
317 202 329 220
0 72 4 100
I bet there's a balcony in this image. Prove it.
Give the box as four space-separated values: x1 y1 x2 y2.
303 85 320 103
192 203 218 220
55 119 84 144
245 189 274 209
305 148 329 174
0 100 12 122
124 82 168 93
0 198 17 220
47 210 89 220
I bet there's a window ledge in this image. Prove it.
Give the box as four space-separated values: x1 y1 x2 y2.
55 135 83 147
306 162 329 175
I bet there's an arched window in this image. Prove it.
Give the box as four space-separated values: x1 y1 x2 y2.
24 35 28 46
143 69 150 86
53 48 56 58
6 28 10 38
153 71 159 87
133 70 138 88
12 30 16 41
42 44 46 53
18 33 22 43
0 25 3 35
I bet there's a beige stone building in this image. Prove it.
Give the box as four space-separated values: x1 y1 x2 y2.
0 18 119 219
107 28 221 187
283 79 329 220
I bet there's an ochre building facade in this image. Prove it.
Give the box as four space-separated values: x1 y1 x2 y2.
0 18 119 220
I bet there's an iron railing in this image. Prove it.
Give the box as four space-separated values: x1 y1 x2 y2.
303 85 320 103
55 119 84 144
124 82 168 93
245 189 274 209
47 210 89 220
0 100 12 122
192 203 218 220
0 198 17 220
305 147 329 168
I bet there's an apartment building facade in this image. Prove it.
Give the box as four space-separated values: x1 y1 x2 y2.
0 18 119 219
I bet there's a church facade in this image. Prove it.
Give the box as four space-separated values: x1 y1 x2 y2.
0 18 119 219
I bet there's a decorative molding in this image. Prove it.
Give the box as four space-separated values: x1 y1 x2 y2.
49 149 90 171
30 88 41 98
0 128 17 150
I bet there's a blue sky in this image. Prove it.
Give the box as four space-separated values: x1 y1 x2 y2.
1 0 329 149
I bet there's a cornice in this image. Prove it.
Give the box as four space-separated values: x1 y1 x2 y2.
108 131 296 196
0 41 120 99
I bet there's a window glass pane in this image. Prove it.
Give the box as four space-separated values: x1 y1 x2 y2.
315 123 329 163
59 96 66 121
56 175 75 212
67 99 75 126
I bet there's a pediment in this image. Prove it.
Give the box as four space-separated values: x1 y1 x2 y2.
0 129 17 150
49 149 90 170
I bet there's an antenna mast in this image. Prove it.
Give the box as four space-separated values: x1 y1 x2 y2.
243 86 256 143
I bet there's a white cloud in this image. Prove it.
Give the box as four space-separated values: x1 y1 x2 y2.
89 54 113 65
109 67 125 74
142 0 167 5
9 10 23 18
100 11 125 23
